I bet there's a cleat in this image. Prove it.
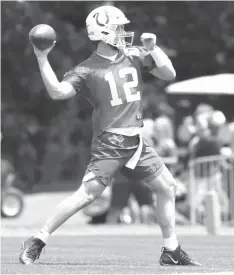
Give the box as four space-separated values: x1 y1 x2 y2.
160 245 201 266
19 237 45 265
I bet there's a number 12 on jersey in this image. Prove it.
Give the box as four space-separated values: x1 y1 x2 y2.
105 67 141 107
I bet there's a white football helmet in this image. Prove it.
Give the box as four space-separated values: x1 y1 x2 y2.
86 6 134 49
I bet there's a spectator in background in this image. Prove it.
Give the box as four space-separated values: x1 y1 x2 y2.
190 110 226 159
189 110 229 222
155 102 175 138
177 103 213 164
188 104 214 159
189 115 212 159
210 111 233 157
177 116 196 146
194 103 214 117
217 122 234 157
209 111 226 139
105 171 154 225
113 173 154 224
229 120 234 154
153 107 178 172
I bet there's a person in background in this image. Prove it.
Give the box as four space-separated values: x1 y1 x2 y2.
229 120 234 154
188 103 214 156
177 116 196 146
111 173 154 224
188 114 211 160
153 111 178 172
210 111 232 157
189 110 229 222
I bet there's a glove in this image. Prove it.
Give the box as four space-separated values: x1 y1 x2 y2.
140 33 157 51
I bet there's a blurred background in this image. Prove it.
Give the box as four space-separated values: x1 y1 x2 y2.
1 1 234 230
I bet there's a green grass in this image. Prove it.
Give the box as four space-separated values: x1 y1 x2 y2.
1 235 234 274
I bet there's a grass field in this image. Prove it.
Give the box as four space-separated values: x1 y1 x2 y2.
2 231 234 274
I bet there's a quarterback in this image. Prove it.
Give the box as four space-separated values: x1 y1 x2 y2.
19 6 200 266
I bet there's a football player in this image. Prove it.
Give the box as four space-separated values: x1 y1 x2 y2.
19 6 200 266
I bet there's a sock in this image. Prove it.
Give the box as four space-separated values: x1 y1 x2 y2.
163 234 178 251
34 230 50 244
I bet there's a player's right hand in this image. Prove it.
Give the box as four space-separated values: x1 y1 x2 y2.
33 41 56 59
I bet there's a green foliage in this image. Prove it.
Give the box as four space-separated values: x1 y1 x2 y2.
1 1 234 187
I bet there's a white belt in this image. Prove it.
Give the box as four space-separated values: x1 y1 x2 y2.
125 134 143 169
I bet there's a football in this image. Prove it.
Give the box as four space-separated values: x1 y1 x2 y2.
29 24 56 50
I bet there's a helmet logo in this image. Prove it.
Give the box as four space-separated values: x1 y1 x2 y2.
94 11 109 27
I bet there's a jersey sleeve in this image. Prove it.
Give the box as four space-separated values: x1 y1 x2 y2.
62 66 89 94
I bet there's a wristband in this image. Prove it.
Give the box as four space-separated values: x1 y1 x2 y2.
149 46 170 68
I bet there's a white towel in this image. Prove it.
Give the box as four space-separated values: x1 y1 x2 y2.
125 134 143 169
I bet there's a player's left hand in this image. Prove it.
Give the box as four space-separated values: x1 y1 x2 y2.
140 33 157 51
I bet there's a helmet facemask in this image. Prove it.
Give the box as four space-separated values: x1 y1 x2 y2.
109 24 134 49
